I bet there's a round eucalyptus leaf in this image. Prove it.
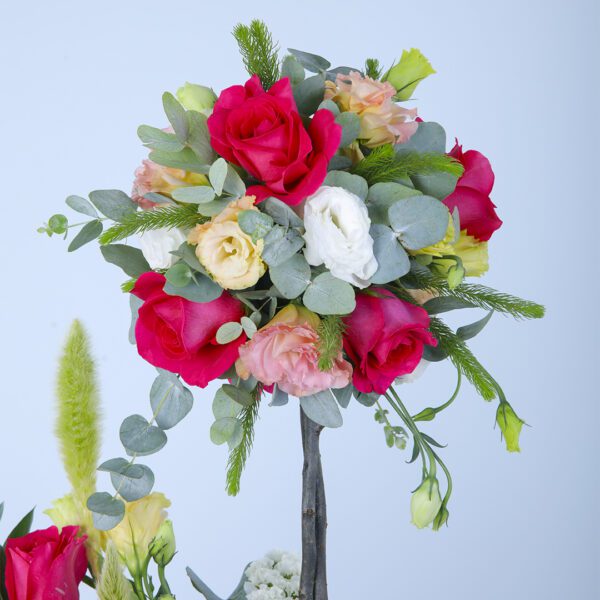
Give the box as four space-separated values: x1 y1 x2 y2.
49 214 68 234
260 197 304 228
210 417 239 445
270 254 311 299
303 272 356 315
335 112 361 148
119 415 167 456
216 321 244 344
366 183 422 225
87 492 125 531
318 99 340 116
213 387 243 420
238 210 274 240
262 227 305 267
227 420 244 450
300 389 343 428
288 48 331 73
240 316 257 339
293 74 325 116
324 171 368 200
109 463 154 502
388 195 450 250
171 186 216 204
150 371 194 430
281 55 305 85
395 121 446 155
163 273 222 303
196 198 231 216
209 158 228 196
411 172 458 200
165 262 193 288
370 224 410 283
223 165 246 198
222 384 254 407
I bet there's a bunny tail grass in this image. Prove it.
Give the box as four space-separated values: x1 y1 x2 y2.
97 544 136 600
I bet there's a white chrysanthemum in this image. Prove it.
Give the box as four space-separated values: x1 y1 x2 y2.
244 550 301 600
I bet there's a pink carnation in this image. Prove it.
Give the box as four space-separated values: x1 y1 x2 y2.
236 306 352 397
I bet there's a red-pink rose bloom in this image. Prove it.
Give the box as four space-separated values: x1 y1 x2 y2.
132 272 246 387
442 141 502 242
4 525 87 600
207 75 342 206
343 289 437 394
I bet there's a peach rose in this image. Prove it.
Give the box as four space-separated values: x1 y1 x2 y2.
236 305 352 397
325 71 418 148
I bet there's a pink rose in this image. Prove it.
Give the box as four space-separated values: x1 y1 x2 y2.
4 526 88 600
207 75 341 206
132 272 246 387
442 141 502 242
343 290 437 394
236 305 352 397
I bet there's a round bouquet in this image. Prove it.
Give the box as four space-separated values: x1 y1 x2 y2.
5 19 544 600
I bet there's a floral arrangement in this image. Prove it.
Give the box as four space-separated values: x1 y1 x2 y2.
9 19 544 600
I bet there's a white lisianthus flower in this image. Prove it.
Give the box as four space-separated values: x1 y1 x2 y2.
303 186 378 288
244 550 301 599
139 227 187 270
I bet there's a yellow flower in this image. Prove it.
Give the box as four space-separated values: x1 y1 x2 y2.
188 196 266 290
496 402 525 452
106 493 171 576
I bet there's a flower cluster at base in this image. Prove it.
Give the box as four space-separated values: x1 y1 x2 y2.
41 19 544 554
244 550 301 600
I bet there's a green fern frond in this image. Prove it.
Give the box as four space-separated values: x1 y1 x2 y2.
97 543 136 600
226 390 261 496
56 320 101 502
352 144 464 185
99 204 206 245
233 20 280 90
317 315 346 371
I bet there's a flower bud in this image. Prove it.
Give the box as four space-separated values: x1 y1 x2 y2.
496 402 524 452
176 82 217 115
432 505 449 531
410 477 442 529
383 49 436 101
149 519 176 567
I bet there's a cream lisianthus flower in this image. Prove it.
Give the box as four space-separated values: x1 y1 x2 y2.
188 195 266 290
410 478 443 529
106 492 171 576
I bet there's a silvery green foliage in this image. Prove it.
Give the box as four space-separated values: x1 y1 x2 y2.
98 459 154 502
270 254 311 299
302 272 356 315
324 171 368 200
300 388 344 428
209 386 248 450
87 492 125 531
150 370 194 429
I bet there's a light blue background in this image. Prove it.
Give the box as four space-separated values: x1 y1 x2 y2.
1 1 598 598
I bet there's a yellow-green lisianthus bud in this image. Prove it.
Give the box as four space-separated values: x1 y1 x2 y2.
496 402 525 452
383 49 436 101
410 477 443 529
149 519 176 567
176 82 217 115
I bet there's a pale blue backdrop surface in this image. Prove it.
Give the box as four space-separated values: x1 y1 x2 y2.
1 1 598 598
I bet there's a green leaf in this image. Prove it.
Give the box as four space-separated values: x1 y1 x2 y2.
269 253 311 299
366 182 421 225
149 147 210 173
318 99 340 116
411 172 458 199
262 226 304 267
293 75 325 115
100 244 151 278
395 122 446 155
423 296 476 314
186 567 223 600
68 219 103 252
388 195 449 250
187 110 216 164
222 384 254 407
165 262 193 287
213 387 243 420
171 242 205 272
216 321 244 344
137 125 184 152
456 311 494 341
6 508 34 541
163 272 222 303
270 385 289 407
0 502 4 521
238 210 274 241
333 384 353 409
369 224 410 283
324 171 368 200
223 165 246 198
240 316 257 339
99 459 155 502
300 389 343 428
355 391 379 407
328 155 353 171
288 49 331 72
129 295 142 344
210 418 239 445
150 370 194 430
162 92 189 143
119 414 168 456
209 158 228 196
303 272 356 315
171 186 216 204
335 112 361 148
66 195 98 218
89 190 137 222
48 214 68 234
384 49 436 101
87 493 125 531
260 197 304 228
281 55 305 85
196 198 231 217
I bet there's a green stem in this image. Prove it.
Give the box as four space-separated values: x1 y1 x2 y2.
158 565 172 595
413 369 462 420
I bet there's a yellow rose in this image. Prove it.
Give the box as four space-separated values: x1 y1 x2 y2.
188 196 266 290
106 492 171 576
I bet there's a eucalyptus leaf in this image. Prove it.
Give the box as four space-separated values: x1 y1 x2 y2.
150 371 194 429
324 171 368 200
270 385 289 407
213 387 243 420
89 190 137 222
223 165 246 198
238 210 274 241
333 384 353 409
222 384 254 407
68 220 103 252
335 112 361 148
422 344 448 362
171 242 205 273
240 316 257 339
137 125 184 152
187 110 216 164
328 155 353 171
187 567 223 600
366 182 422 225
281 54 305 85
164 273 222 303
318 99 340 116
354 391 380 407
369 224 410 283
196 198 231 217
227 420 244 450
423 296 476 314
99 459 155 502
66 195 98 218
300 389 343 428
293 75 325 115
288 49 331 72
209 158 228 196
163 92 189 143
303 272 356 315
261 197 304 228
262 227 305 267
129 294 142 344
120 414 168 456
165 262 193 287
395 121 446 155
100 244 151 278
143 192 175 205
456 311 494 341
388 195 449 250
269 254 311 299
216 321 244 344
149 148 210 173
171 186 216 204
411 172 458 200
87 493 125 531
210 418 239 445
